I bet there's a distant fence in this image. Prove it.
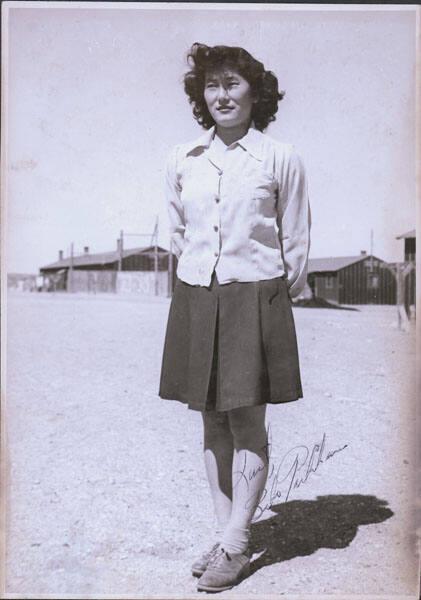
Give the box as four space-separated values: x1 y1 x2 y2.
68 270 117 293
116 271 168 296
66 270 169 296
8 274 37 292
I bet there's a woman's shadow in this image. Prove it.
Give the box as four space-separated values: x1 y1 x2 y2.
249 494 393 574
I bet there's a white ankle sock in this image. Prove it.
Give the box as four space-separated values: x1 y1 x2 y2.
215 525 224 542
220 525 250 554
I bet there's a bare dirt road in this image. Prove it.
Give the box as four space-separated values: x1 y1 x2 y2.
3 291 419 599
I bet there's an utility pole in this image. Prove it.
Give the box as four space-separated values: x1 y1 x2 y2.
154 217 159 296
384 261 415 331
68 242 74 293
122 222 166 297
118 229 124 271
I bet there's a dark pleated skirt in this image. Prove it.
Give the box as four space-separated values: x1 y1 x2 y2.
158 272 303 412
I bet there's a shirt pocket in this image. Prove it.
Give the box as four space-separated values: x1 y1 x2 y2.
245 169 277 218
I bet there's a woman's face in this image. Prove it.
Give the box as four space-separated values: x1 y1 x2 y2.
203 67 255 130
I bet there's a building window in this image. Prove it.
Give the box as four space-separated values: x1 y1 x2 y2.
368 274 379 289
325 276 334 289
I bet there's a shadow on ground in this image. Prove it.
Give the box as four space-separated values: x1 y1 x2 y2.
293 297 360 310
249 494 393 574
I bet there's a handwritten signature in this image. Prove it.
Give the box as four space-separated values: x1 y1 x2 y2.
233 425 348 519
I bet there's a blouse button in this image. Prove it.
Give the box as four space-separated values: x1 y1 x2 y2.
214 251 219 257
214 225 219 232
215 196 220 203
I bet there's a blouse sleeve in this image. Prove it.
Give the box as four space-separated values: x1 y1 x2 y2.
165 145 186 259
276 146 311 299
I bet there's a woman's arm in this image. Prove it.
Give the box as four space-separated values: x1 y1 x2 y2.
165 145 186 259
276 147 311 299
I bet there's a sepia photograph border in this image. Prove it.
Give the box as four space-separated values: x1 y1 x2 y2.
1 2 420 600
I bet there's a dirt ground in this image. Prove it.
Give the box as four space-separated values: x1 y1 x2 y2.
3 290 419 599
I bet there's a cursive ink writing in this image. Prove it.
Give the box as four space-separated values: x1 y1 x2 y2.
239 429 348 519
232 449 269 491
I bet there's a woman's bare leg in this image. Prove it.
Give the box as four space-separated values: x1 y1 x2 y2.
221 405 268 553
202 410 234 535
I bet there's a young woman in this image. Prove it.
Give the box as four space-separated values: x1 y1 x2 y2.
159 43 311 592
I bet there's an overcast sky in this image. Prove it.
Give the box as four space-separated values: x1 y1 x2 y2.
4 3 417 274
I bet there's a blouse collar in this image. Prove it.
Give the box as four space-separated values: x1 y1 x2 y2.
185 123 264 162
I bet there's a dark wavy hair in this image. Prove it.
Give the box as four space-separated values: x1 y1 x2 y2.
183 43 285 132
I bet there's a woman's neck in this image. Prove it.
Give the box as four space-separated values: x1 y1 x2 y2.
215 122 250 147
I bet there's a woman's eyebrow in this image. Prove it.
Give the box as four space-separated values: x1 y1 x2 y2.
223 74 239 82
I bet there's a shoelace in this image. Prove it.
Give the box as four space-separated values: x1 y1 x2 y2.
208 547 232 568
206 543 220 561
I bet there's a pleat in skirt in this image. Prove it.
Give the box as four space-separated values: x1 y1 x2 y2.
158 271 303 412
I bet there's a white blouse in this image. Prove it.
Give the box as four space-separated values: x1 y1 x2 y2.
165 125 311 299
